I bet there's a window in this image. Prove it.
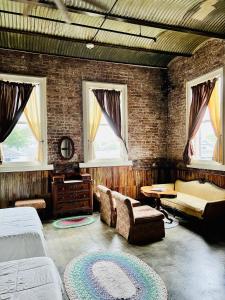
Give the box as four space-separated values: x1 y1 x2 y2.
93 114 122 160
81 81 131 167
0 73 52 172
186 67 225 170
2 113 38 162
192 108 217 161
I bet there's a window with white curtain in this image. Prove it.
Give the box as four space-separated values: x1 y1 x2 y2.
186 67 225 170
80 81 132 168
0 73 51 172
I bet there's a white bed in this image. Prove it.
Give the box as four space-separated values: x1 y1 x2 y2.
0 256 63 300
0 207 47 262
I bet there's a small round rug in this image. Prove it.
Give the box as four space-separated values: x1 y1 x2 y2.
164 216 179 229
64 251 167 300
52 215 97 229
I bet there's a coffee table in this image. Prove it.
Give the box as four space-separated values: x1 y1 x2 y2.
141 186 177 223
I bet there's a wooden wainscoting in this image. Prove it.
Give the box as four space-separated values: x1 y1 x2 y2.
0 171 49 208
81 166 157 199
175 167 225 188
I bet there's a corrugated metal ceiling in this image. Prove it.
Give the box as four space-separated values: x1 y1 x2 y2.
0 0 225 67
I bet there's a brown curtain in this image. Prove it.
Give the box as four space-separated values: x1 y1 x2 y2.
93 89 127 151
183 79 216 164
0 81 34 163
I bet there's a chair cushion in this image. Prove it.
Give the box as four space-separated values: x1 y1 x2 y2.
133 206 164 224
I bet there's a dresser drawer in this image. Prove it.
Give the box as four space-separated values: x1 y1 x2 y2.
52 176 93 217
63 183 89 191
76 191 90 200
54 184 65 192
55 192 90 202
56 201 90 211
57 197 90 204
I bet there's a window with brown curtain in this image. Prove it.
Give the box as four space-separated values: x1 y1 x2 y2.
185 69 223 167
81 81 130 167
0 74 48 171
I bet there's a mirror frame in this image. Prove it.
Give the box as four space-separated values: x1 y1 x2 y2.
58 136 75 160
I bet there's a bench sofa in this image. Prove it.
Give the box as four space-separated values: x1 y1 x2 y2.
153 180 225 220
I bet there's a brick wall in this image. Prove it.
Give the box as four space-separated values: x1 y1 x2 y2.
167 39 225 160
0 49 167 164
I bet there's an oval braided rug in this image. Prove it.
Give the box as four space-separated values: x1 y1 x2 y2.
52 215 97 229
64 251 167 300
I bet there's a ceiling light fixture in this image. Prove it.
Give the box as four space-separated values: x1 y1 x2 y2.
86 43 95 49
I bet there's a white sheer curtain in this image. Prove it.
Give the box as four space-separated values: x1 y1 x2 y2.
24 87 43 161
88 93 102 160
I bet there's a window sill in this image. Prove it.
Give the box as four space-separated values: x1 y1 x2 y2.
187 162 225 172
0 164 54 173
79 160 133 168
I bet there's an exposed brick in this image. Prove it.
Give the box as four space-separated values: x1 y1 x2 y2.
0 50 168 164
167 39 225 161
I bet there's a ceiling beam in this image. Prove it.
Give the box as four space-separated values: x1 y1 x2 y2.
10 0 225 39
65 6 225 40
0 10 156 42
0 26 191 57
0 46 168 69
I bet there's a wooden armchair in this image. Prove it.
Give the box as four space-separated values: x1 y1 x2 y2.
112 191 165 244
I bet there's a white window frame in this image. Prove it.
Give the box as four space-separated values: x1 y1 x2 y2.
80 81 132 168
0 73 53 172
186 67 225 171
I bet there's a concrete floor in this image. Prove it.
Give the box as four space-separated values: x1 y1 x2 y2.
43 215 225 300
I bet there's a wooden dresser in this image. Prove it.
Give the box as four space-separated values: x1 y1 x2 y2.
51 173 93 217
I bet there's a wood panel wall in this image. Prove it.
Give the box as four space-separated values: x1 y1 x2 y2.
2 164 225 210
81 166 158 199
175 167 225 188
0 166 158 208
0 171 49 208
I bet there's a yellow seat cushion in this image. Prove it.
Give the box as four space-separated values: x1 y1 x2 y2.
175 180 225 201
161 192 208 219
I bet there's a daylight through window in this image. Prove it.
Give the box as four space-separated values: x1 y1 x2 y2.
187 68 224 166
0 74 48 172
82 81 130 167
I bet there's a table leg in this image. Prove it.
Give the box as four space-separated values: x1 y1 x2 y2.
155 198 173 224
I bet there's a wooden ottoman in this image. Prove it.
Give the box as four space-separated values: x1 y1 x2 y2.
15 199 46 219
15 199 46 209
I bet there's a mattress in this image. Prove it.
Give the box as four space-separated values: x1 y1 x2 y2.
0 207 47 262
0 257 63 300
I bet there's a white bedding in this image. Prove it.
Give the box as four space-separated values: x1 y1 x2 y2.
0 207 47 262
0 257 63 300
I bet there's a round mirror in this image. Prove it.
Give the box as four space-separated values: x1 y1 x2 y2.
58 136 74 160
